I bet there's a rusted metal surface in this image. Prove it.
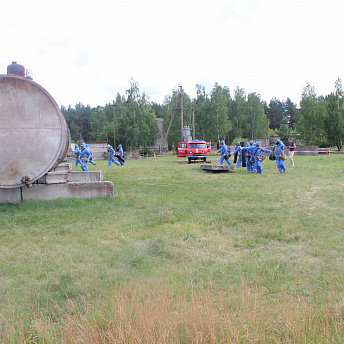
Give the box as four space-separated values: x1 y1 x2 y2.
0 74 70 188
7 61 25 77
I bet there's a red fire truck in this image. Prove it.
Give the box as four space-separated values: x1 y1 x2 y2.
177 140 211 163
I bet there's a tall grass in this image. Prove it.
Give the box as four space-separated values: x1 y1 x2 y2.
2 282 343 343
0 153 344 342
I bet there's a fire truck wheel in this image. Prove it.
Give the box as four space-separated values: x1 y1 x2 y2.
188 157 191 164
203 157 207 162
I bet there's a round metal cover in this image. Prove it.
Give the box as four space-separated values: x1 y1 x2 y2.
0 74 69 188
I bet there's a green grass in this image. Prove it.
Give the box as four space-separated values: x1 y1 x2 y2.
0 153 344 342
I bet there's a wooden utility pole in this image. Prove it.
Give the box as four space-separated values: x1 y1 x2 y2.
112 100 117 149
161 85 185 151
192 107 195 140
179 85 184 142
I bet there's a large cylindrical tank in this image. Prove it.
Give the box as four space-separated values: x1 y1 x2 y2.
0 74 70 188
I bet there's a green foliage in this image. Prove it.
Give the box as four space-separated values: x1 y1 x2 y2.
324 78 344 150
162 83 235 147
208 83 232 142
266 98 284 130
292 80 344 148
120 78 159 150
60 77 344 152
230 137 246 145
229 86 247 139
245 92 270 139
61 79 159 150
295 83 326 145
193 84 210 140
285 97 298 129
229 89 270 141
61 102 93 141
276 122 294 144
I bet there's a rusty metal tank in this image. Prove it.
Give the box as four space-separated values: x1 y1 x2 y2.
0 72 70 188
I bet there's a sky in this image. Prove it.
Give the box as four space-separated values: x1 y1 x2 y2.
1 0 344 108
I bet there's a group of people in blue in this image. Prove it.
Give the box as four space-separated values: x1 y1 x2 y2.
74 143 125 171
74 143 96 171
74 139 287 174
216 139 287 174
107 144 125 166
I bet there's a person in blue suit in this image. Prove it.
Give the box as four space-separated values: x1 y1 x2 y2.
118 144 124 157
244 142 250 170
108 145 119 166
80 143 86 154
216 140 232 166
232 141 242 168
274 140 286 173
74 144 82 168
117 144 125 166
80 144 92 171
252 141 271 174
86 144 96 165
246 140 255 172
250 142 258 173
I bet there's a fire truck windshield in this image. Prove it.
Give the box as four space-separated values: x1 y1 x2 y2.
189 143 206 149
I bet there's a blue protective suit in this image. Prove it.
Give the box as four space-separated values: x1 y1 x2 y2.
80 143 86 153
244 142 250 169
118 144 124 157
108 145 119 166
274 140 286 173
74 144 82 168
252 142 270 174
216 140 232 166
246 140 255 172
232 141 242 168
80 145 92 171
86 144 96 165
117 144 125 166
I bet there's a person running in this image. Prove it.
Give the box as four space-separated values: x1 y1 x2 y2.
216 140 232 166
274 140 286 174
107 145 120 166
288 137 296 166
252 141 270 174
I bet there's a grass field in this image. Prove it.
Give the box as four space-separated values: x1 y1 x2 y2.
0 153 344 343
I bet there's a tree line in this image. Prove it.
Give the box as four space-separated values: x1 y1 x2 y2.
61 78 344 151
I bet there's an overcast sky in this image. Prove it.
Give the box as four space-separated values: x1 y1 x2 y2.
1 0 343 108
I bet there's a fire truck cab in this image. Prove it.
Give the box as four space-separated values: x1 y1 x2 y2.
177 140 211 164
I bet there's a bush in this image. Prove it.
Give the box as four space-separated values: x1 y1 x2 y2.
314 139 331 148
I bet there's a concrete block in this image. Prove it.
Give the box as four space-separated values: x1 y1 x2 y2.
22 181 114 201
0 188 22 203
88 143 108 160
54 163 72 173
36 172 68 184
68 171 103 182
66 181 114 199
45 172 69 184
92 152 107 159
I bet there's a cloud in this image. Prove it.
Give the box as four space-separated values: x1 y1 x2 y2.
1 0 343 107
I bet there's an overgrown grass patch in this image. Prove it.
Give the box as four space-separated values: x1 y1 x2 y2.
0 154 344 342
